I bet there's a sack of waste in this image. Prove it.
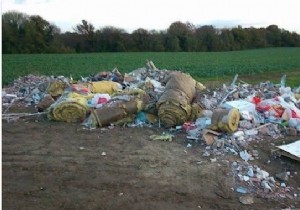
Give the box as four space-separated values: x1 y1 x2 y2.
48 92 92 123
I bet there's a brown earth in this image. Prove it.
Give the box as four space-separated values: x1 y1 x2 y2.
2 111 300 210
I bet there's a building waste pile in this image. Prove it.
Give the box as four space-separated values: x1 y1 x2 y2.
2 61 300 202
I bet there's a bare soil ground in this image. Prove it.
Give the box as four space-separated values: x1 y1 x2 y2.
2 111 300 210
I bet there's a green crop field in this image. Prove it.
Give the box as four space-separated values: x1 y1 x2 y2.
2 47 300 87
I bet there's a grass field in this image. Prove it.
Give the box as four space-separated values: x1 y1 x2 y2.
2 47 300 87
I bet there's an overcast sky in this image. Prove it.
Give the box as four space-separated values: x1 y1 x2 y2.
2 0 300 33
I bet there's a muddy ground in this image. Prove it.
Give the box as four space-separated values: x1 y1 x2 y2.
2 112 300 210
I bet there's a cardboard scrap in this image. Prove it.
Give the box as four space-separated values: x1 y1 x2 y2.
276 140 300 162
203 129 221 145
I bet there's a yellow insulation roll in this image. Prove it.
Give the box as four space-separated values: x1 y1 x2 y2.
210 108 240 132
157 72 197 128
49 92 90 123
190 103 203 121
158 100 192 128
88 96 144 127
47 80 69 97
89 81 121 94
196 82 206 91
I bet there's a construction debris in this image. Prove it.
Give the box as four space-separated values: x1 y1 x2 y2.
149 133 174 142
2 61 300 202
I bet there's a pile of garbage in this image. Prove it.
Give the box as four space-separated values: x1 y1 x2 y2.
2 61 300 136
2 61 300 201
2 61 206 126
232 161 298 201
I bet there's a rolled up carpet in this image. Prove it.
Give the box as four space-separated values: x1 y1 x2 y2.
210 108 240 132
48 92 90 123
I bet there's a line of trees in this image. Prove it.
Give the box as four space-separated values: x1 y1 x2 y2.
3 11 300 54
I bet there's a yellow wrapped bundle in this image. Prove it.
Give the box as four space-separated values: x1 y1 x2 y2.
190 102 203 121
88 95 144 127
89 81 121 94
48 92 91 123
157 72 199 128
157 89 192 127
47 80 69 97
164 71 196 101
210 108 240 132
158 102 192 127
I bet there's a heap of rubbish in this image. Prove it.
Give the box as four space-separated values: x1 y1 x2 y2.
2 61 300 201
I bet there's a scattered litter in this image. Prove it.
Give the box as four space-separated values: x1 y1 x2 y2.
231 161 297 199
240 150 252 161
236 186 248 194
281 183 287 188
239 195 254 205
149 134 173 142
244 129 258 136
202 129 221 145
276 172 289 181
243 176 250 181
202 151 211 157
186 136 198 140
2 112 48 122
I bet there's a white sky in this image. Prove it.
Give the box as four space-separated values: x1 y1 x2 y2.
2 0 300 33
